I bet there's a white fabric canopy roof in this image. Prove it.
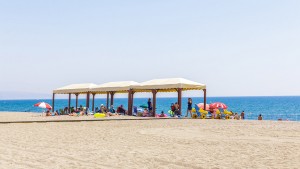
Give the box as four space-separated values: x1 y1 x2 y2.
53 78 206 94
90 81 141 93
132 78 206 92
53 83 98 94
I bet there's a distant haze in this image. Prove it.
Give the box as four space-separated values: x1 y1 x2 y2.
0 0 299 99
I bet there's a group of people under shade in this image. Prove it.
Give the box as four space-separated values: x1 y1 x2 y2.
46 97 264 120
94 104 127 116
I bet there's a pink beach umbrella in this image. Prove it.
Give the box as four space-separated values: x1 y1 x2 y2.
210 102 227 109
34 102 52 110
197 103 210 111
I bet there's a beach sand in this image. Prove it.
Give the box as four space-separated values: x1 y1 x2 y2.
0 113 299 169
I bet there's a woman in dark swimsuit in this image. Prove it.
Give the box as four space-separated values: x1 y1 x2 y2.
147 98 153 113
186 98 193 117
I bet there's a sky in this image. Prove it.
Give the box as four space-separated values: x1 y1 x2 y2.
0 0 299 99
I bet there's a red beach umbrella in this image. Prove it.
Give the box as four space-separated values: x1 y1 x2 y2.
34 102 52 110
210 102 227 109
197 103 210 111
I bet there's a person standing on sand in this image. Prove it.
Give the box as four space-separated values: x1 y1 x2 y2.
241 111 245 120
147 98 153 113
185 98 193 117
258 114 263 120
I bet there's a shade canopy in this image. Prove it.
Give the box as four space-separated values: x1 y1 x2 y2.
132 78 206 92
90 81 141 94
53 83 98 94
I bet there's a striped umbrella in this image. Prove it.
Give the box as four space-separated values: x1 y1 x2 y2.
34 102 52 110
210 102 227 109
197 103 210 111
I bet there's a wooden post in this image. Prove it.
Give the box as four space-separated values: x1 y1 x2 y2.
128 89 132 116
177 88 182 115
106 92 109 109
68 93 71 114
52 93 55 112
152 89 157 117
92 93 96 112
131 91 135 114
203 89 207 110
75 94 79 110
110 92 115 106
86 92 90 110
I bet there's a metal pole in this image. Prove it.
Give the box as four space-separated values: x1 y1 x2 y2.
52 93 55 112
203 89 207 110
178 88 182 115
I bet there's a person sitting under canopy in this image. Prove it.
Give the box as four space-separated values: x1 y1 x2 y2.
117 105 127 115
106 105 119 117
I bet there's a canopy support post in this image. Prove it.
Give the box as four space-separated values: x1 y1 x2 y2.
106 92 109 109
131 91 135 115
52 93 55 112
110 92 115 106
86 92 90 110
128 89 133 116
152 89 157 117
75 94 79 110
92 93 96 112
203 89 207 110
68 93 71 114
177 88 182 115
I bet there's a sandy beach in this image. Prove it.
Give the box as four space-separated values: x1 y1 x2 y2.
0 113 299 169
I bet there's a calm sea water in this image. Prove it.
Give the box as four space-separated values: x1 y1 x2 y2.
0 97 299 121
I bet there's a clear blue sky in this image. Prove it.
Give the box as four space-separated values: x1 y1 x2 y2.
0 0 299 99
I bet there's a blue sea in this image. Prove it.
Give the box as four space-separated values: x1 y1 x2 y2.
0 97 299 121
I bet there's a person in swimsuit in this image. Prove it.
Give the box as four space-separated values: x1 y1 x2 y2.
258 114 263 120
185 98 193 117
147 98 153 113
117 105 127 115
241 111 245 120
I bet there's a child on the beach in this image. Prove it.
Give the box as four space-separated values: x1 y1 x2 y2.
159 111 165 117
258 114 263 120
